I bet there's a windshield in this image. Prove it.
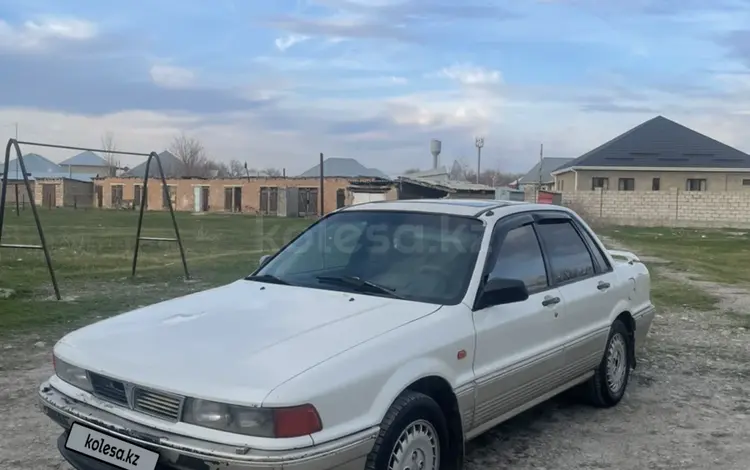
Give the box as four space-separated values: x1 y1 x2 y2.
254 210 486 305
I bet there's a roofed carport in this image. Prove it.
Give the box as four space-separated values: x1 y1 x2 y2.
397 176 495 200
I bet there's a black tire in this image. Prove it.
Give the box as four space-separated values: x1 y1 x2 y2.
365 391 451 470
584 319 632 408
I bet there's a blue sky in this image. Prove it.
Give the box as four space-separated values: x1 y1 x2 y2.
1 0 750 174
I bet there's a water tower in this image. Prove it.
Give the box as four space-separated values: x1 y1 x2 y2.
430 139 442 169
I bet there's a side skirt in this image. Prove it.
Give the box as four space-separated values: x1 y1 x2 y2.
464 371 594 441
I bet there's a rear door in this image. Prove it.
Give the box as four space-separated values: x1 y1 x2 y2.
471 213 567 433
533 211 618 380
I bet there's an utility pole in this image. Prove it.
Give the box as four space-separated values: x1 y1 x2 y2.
319 152 324 216
475 137 484 184
538 143 543 187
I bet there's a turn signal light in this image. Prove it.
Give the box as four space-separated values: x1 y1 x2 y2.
273 404 322 438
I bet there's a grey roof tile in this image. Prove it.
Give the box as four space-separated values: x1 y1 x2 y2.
59 151 108 167
554 115 750 172
123 151 184 178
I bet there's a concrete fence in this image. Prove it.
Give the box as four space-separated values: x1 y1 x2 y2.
561 189 750 228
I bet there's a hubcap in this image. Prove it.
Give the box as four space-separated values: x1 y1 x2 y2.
606 333 628 394
388 419 440 470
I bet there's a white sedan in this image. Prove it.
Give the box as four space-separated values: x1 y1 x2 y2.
39 199 655 470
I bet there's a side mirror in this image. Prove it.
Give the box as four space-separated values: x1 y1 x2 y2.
476 278 529 310
258 254 271 267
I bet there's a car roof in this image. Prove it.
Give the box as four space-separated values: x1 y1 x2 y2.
339 198 566 217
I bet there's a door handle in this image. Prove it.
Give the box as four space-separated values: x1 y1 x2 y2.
542 296 560 307
597 281 611 290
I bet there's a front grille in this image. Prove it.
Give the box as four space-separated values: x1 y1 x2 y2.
133 388 183 421
89 373 128 405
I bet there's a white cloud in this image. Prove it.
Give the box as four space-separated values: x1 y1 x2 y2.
1 108 198 167
439 64 503 86
6 83 750 177
149 65 196 89
0 17 97 52
275 34 310 51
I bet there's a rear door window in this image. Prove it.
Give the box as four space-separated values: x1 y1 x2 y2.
535 221 595 285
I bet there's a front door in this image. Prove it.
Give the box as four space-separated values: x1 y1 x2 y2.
201 187 210 212
134 185 142 209
224 188 232 211
42 184 56 208
260 187 269 214
193 186 201 212
269 187 278 214
470 213 567 433
233 187 242 212
298 188 318 216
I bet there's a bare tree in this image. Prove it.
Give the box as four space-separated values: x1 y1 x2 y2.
101 132 119 177
170 133 208 177
228 160 246 177
261 167 283 177
449 160 466 181
204 159 230 177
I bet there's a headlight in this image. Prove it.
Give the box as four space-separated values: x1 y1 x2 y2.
53 356 92 392
182 398 322 438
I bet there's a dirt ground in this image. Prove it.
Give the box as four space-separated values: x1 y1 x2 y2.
1 249 748 470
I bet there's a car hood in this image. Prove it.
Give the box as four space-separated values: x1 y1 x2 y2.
54 280 440 405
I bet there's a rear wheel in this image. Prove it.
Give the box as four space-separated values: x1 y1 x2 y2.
366 391 450 470
585 319 632 407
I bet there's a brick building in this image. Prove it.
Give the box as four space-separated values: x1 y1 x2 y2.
94 176 397 216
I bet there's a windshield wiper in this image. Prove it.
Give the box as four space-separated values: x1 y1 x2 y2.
316 275 403 299
245 274 291 285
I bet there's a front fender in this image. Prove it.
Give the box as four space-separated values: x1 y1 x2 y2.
263 305 476 447
369 357 458 424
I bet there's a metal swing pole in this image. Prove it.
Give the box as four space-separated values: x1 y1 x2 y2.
131 151 190 280
0 139 194 298
0 139 61 299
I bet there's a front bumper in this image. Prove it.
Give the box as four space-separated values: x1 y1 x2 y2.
39 381 378 470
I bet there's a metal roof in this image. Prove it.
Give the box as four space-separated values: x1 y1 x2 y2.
553 115 750 173
123 151 184 178
5 172 94 183
0 153 62 175
518 158 572 184
299 157 389 179
398 175 495 193
400 166 450 180
35 172 95 183
59 151 108 167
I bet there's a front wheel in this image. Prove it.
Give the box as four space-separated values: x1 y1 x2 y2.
366 391 450 470
585 319 632 407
